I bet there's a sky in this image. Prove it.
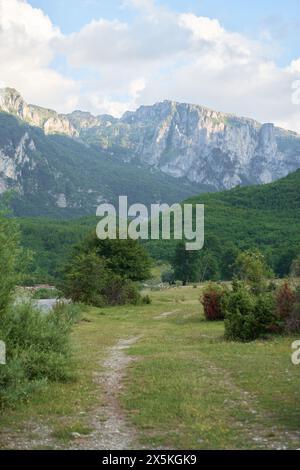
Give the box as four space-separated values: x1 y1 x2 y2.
1 0 300 132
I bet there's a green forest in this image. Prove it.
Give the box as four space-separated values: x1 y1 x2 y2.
17 168 300 284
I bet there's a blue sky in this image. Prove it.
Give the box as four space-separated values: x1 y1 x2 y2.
1 0 300 132
29 0 300 66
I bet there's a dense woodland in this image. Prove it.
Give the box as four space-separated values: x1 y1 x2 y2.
17 169 300 284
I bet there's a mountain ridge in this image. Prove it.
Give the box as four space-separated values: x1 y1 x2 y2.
1 87 300 216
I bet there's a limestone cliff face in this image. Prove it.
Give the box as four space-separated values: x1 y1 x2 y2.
1 88 300 192
87 101 300 190
0 88 78 137
66 100 300 190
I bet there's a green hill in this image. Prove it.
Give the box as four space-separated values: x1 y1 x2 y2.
0 113 206 218
146 169 300 278
17 170 300 283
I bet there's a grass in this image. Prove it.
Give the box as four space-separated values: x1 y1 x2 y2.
0 285 300 449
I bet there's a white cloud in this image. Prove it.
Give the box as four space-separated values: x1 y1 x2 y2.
0 0 79 112
1 0 300 132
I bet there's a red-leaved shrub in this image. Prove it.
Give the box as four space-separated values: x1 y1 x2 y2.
276 282 296 320
201 283 225 321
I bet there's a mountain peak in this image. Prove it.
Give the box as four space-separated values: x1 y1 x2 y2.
0 87 78 137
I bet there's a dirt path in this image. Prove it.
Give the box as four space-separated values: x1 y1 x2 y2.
154 310 179 320
202 357 300 450
1 336 140 450
71 336 139 450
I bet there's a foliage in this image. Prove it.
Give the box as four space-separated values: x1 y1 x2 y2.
171 242 201 285
62 251 109 307
145 169 300 281
0 212 76 410
223 282 277 341
161 270 175 284
0 211 22 314
142 295 152 305
32 287 62 299
201 283 226 321
275 283 296 322
80 234 151 282
291 255 300 277
15 169 300 284
285 286 300 334
0 301 75 410
234 250 272 294
62 235 151 307
0 113 204 220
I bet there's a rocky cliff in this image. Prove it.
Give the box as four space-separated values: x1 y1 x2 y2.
1 88 300 193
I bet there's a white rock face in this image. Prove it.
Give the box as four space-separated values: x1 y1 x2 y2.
56 193 67 208
0 88 78 137
93 100 300 190
1 89 300 191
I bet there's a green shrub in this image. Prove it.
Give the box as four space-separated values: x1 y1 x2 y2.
0 302 74 410
234 250 273 294
223 282 277 341
32 288 62 299
142 294 152 304
102 276 141 306
286 286 300 334
62 235 151 307
161 270 175 284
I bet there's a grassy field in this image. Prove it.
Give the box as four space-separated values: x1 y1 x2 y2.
0 286 300 450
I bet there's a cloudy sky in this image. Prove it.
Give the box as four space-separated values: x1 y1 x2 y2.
1 0 300 131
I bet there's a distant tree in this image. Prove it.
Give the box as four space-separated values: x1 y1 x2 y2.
77 234 151 282
172 242 200 285
291 255 300 278
161 270 175 285
62 234 151 306
234 249 273 294
0 210 22 316
198 251 220 282
221 244 239 280
63 250 109 307
275 247 299 278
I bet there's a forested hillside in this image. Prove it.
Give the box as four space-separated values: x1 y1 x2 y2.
18 170 300 283
0 112 205 218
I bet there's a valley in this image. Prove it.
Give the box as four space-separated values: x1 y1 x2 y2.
0 286 299 450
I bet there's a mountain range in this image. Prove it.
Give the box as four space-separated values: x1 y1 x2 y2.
1 87 300 217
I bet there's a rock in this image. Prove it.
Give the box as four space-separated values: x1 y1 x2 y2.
1 88 300 196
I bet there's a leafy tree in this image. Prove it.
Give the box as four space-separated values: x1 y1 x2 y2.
161 270 175 284
291 255 300 277
223 281 277 341
172 242 200 285
62 234 151 306
77 234 151 282
234 249 273 294
63 251 109 307
0 210 23 316
221 243 239 280
198 251 220 282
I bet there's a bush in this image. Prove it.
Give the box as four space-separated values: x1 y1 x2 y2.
276 282 296 321
0 302 74 410
161 270 175 285
32 287 62 299
62 235 151 307
285 286 300 334
223 282 277 341
102 276 141 306
142 294 152 305
234 250 273 294
201 283 226 321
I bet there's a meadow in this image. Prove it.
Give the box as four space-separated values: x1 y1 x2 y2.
0 286 299 450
